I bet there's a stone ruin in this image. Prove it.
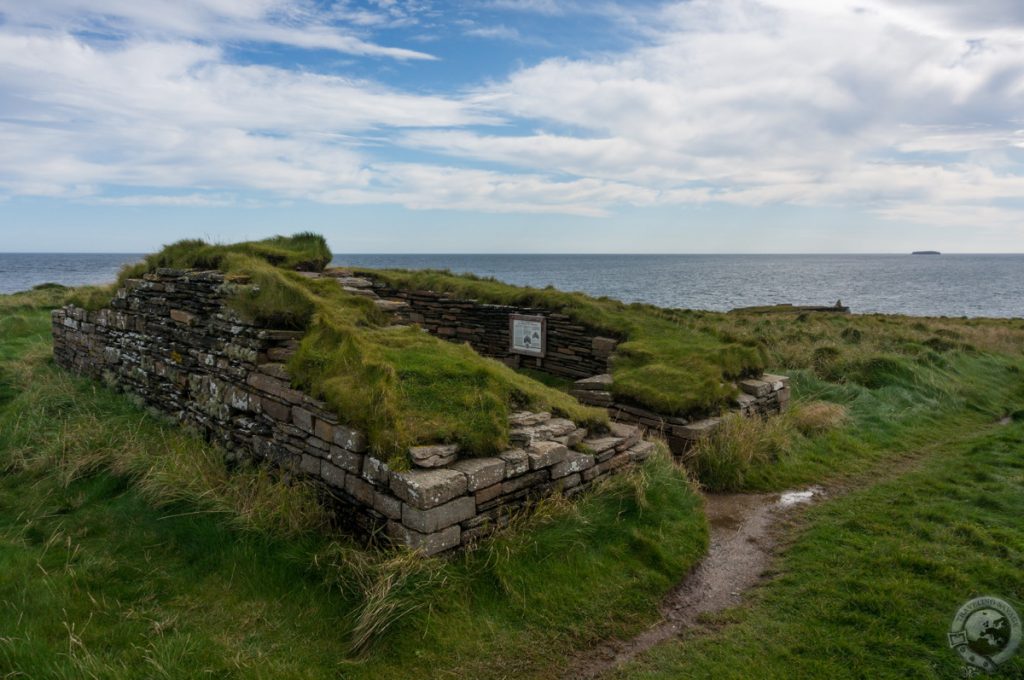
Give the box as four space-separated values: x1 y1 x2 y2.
51 269 656 555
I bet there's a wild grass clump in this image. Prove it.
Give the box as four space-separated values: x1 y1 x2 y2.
120 232 331 281
788 401 849 436
687 414 794 491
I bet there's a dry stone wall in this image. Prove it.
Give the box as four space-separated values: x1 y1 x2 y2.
362 278 790 458
367 279 620 379
51 269 653 555
572 373 790 456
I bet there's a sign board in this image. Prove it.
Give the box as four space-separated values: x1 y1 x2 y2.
509 314 546 357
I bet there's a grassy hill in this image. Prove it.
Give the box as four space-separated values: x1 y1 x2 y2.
1 244 1022 678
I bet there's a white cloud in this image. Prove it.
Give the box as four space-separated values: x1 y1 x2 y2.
0 0 1023 228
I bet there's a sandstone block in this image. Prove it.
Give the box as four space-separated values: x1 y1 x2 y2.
345 474 376 506
328 445 363 474
373 492 402 520
291 406 315 433
474 483 503 505
738 378 771 398
169 309 196 326
320 462 347 488
582 436 621 454
550 451 595 479
361 455 391 485
674 418 721 441
299 453 321 476
386 521 460 556
409 444 460 468
499 449 529 477
527 441 568 470
332 425 368 453
402 496 476 533
450 457 506 491
390 468 468 510
574 374 613 390
628 441 657 462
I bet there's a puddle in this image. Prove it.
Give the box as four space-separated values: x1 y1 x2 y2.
566 485 824 679
777 486 824 508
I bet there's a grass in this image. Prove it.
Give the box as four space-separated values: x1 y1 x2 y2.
361 268 766 416
615 419 1024 679
0 296 707 678
59 235 607 465
5 255 1024 678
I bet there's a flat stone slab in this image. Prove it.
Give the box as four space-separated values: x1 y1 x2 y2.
674 417 722 441
738 378 772 398
410 444 460 468
499 449 529 477
508 411 552 427
450 457 506 491
582 436 622 454
574 374 613 390
387 522 460 556
390 468 468 509
402 496 476 533
527 441 568 470
374 299 409 313
550 451 595 479
761 373 790 390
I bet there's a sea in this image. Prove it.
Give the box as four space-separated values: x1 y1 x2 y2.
1 253 1022 318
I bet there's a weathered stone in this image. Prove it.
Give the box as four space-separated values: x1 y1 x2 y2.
738 378 772 398
247 372 304 404
591 337 618 353
674 418 721 441
332 425 368 453
574 374 613 390
546 418 577 437
571 390 614 406
628 441 657 462
375 299 409 313
402 496 476 533
558 472 582 490
291 406 315 433
361 455 391 485
761 373 791 389
474 482 503 505
314 419 335 443
372 492 402 520
609 422 641 446
299 453 321 476
582 436 621 454
598 452 630 473
550 451 595 479
390 468 468 510
259 362 290 380
527 441 568 470
507 411 552 427
260 397 291 422
328 445 363 474
409 444 460 469
499 449 529 477
169 309 196 325
386 521 460 556
450 457 505 491
344 474 376 506
320 461 346 488
502 469 549 495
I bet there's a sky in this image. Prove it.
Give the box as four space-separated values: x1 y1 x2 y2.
1 0 1023 253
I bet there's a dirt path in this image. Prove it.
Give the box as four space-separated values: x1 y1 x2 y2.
565 485 824 680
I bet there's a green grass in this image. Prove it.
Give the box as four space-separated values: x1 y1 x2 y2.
615 419 1024 679
56 236 608 465
360 268 766 416
5 258 1024 678
0 300 707 678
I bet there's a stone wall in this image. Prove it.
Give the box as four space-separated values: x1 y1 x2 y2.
571 373 790 456
51 269 653 555
362 277 790 457
367 279 620 379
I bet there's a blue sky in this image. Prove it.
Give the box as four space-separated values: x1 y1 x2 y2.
1 0 1023 253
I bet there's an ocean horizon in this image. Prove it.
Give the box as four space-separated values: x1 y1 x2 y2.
2 252 1023 318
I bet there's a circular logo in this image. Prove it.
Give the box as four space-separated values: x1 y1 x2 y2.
949 597 1022 673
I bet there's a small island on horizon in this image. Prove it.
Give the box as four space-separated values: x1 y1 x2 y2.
911 250 941 255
